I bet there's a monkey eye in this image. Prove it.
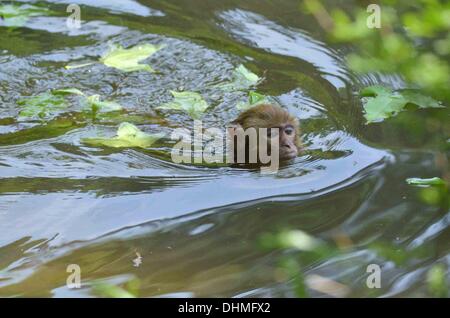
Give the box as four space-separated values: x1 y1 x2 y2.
266 128 279 139
284 125 294 135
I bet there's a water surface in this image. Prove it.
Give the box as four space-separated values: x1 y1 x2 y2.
0 0 448 297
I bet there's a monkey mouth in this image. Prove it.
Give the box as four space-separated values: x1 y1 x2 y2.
280 150 298 160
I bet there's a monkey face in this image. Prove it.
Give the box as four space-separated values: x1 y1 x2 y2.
280 124 298 159
266 124 298 160
231 104 301 164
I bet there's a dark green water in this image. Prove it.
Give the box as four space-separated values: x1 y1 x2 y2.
0 0 448 297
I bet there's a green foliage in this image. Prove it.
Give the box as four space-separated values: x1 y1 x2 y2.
369 242 430 266
92 283 136 298
54 88 123 113
219 64 261 90
419 186 448 206
330 10 373 42
262 230 445 297
360 86 441 123
427 264 448 298
402 3 450 38
406 177 448 207
261 230 321 251
236 91 272 110
100 43 164 72
260 230 339 297
92 278 140 298
279 257 308 298
305 0 450 103
66 43 164 72
81 122 164 148
53 88 85 96
406 177 446 186
84 95 123 113
18 89 124 122
157 91 209 119
65 62 97 70
0 4 49 27
18 92 68 120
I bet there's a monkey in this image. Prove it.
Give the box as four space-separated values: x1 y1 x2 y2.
228 104 301 166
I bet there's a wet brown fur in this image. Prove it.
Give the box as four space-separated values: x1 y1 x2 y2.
232 104 301 149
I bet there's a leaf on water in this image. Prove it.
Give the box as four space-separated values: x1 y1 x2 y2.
0 4 49 27
157 91 209 119
427 264 448 298
236 91 271 110
52 88 86 96
81 122 163 148
53 89 123 113
278 230 321 251
219 64 261 90
99 43 164 72
406 177 446 186
361 86 442 123
235 64 260 83
84 95 123 113
65 62 97 70
399 90 442 109
360 85 392 97
92 283 136 298
363 93 408 123
18 92 68 120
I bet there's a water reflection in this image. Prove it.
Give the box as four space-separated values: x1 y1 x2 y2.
219 9 349 88
0 0 447 298
20 0 164 17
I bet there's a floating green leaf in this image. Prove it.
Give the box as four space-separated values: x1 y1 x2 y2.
277 230 321 251
360 85 392 97
157 91 209 119
52 88 86 96
0 4 49 27
236 91 272 110
53 88 123 113
81 122 163 148
427 264 448 298
92 283 136 298
361 86 442 123
219 64 261 90
330 10 373 42
260 230 323 252
65 44 164 72
99 44 164 72
399 90 442 109
406 177 446 186
363 93 407 123
84 95 123 113
65 62 97 70
18 92 68 120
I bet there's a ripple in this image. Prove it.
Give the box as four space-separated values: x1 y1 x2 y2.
218 9 350 89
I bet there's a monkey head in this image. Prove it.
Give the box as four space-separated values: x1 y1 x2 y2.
229 104 301 163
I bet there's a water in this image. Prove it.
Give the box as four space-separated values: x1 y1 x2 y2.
0 0 448 297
